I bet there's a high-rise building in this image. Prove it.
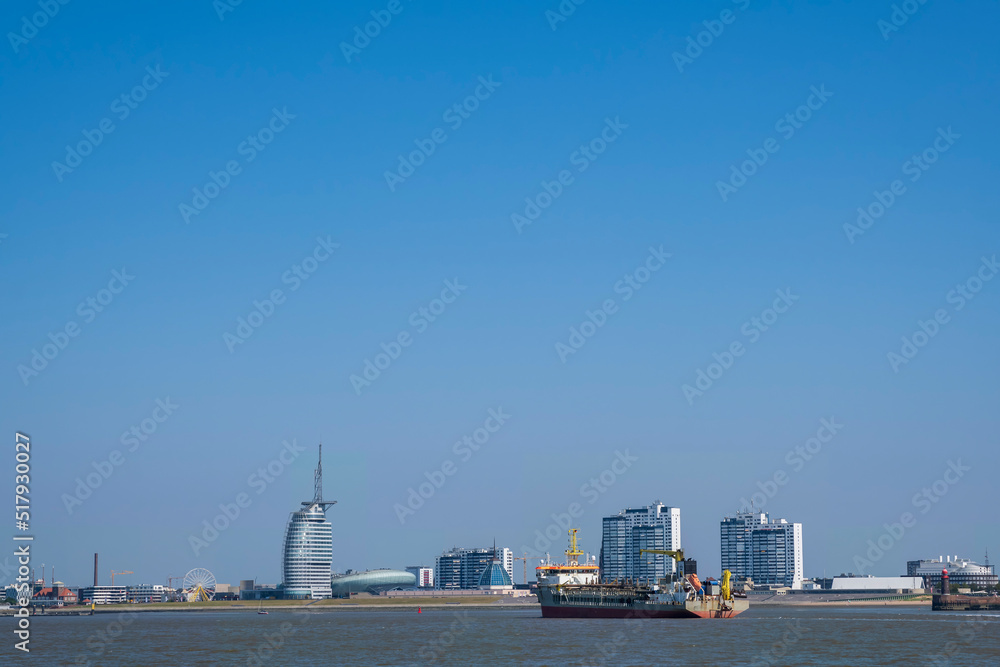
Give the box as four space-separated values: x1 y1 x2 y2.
406 566 434 588
720 510 803 588
435 552 463 589
282 445 336 599
435 547 514 589
600 501 681 583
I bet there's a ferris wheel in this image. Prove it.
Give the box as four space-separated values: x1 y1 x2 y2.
183 567 217 602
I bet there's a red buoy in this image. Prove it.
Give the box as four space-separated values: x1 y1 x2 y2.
417 606 422 613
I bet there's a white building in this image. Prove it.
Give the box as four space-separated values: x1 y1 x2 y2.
125 584 165 603
406 566 434 588
830 576 924 591
78 585 127 605
721 510 803 588
601 501 681 583
282 446 336 599
907 557 998 590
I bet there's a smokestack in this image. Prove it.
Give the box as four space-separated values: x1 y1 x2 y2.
94 553 98 586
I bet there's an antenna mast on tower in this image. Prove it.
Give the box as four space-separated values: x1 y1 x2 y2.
304 443 337 512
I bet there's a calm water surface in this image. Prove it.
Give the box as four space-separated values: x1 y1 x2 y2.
4 606 999 666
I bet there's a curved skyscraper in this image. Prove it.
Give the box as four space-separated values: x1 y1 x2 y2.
282 445 336 599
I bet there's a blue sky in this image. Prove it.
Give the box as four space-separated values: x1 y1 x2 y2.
1 0 998 587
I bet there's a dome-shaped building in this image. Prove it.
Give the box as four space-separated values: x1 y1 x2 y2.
329 569 416 597
478 548 514 591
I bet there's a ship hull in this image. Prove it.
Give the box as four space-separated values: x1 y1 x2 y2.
537 586 748 619
539 604 744 619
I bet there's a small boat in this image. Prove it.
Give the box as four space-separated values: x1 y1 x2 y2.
257 600 268 615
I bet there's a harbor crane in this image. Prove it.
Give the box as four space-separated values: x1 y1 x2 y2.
514 554 548 585
110 570 133 585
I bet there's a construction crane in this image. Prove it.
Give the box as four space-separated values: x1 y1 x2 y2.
513 554 547 585
110 570 133 585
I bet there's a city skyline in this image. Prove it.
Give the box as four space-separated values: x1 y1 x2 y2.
3 0 998 590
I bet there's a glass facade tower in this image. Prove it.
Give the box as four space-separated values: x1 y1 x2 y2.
281 444 336 599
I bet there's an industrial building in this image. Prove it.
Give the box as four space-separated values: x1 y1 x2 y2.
600 501 681 583
281 446 335 599
435 547 514 589
907 557 998 591
721 509 803 588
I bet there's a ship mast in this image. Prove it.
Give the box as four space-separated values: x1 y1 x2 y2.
566 529 583 566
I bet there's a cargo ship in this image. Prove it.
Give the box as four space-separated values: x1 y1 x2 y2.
535 529 748 619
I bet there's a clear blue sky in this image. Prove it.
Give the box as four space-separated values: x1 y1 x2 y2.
1 0 998 588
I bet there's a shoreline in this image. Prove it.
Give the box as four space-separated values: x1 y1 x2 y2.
3 598 940 616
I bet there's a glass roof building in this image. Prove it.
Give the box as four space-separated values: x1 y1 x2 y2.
282 445 336 600
478 546 514 591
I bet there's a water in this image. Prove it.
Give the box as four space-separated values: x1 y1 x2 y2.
5 606 999 666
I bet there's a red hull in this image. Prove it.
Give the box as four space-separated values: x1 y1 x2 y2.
540 605 743 619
